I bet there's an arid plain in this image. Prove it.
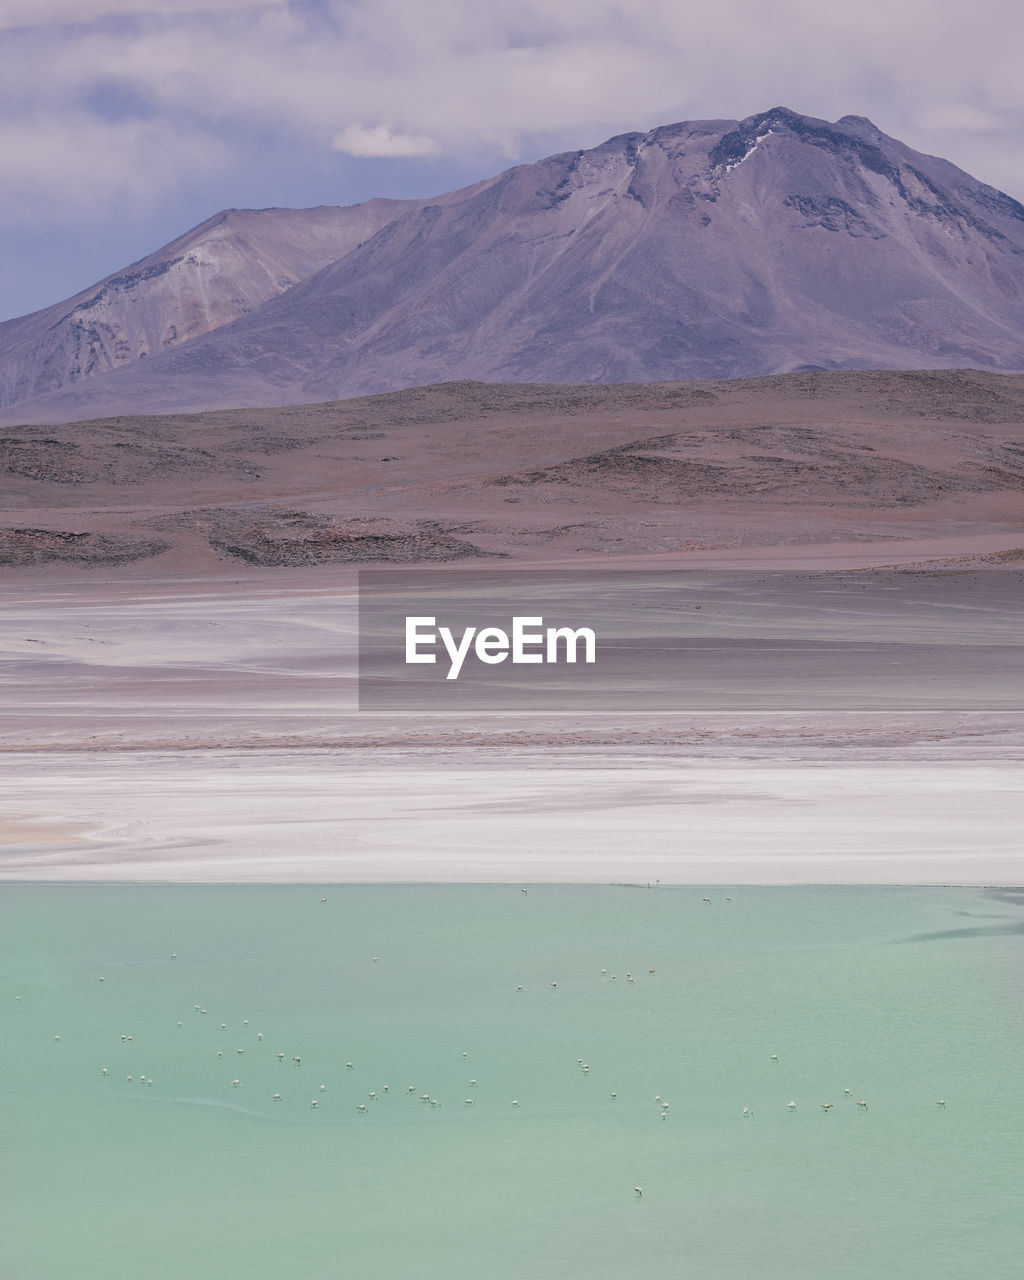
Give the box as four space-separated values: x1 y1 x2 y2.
2 369 1022 883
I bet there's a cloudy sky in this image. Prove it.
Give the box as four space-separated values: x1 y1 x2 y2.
3 0 1022 321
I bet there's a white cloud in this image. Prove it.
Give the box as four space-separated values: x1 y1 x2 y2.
0 114 226 225
914 104 1005 133
0 0 276 27
3 0 1024 230
333 124 439 158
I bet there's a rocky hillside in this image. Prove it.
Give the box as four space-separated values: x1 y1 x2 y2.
4 108 1024 424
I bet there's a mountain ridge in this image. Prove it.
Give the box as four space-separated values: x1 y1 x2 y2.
4 106 1024 425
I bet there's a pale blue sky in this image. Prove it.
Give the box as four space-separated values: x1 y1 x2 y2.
3 0 1022 321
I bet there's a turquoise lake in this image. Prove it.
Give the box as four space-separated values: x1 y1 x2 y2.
3 883 1022 1279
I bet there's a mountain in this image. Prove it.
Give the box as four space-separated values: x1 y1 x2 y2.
4 106 1024 424
0 199 420 408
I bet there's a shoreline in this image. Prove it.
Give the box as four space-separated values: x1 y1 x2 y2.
2 875 1024 885
2 750 1020 886
2 555 1021 892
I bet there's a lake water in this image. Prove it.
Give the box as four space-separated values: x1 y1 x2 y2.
3 883 1022 1279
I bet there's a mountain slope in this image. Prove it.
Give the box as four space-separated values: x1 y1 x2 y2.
0 199 421 409
5 107 1024 424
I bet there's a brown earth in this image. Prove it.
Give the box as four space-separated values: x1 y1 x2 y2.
1 368 1023 576
2 370 1022 884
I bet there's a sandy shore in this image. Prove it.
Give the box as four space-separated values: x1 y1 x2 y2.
1 747 1021 884
1 562 1021 885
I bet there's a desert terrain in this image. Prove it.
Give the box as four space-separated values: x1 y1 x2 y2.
1 369 1022 883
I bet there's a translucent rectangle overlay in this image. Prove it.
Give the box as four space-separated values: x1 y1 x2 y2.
357 569 1024 711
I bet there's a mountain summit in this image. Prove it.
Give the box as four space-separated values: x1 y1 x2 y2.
5 107 1024 423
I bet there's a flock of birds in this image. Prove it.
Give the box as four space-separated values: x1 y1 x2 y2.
29 890 953 1202
85 987 950 1127
96 1015 939 1124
